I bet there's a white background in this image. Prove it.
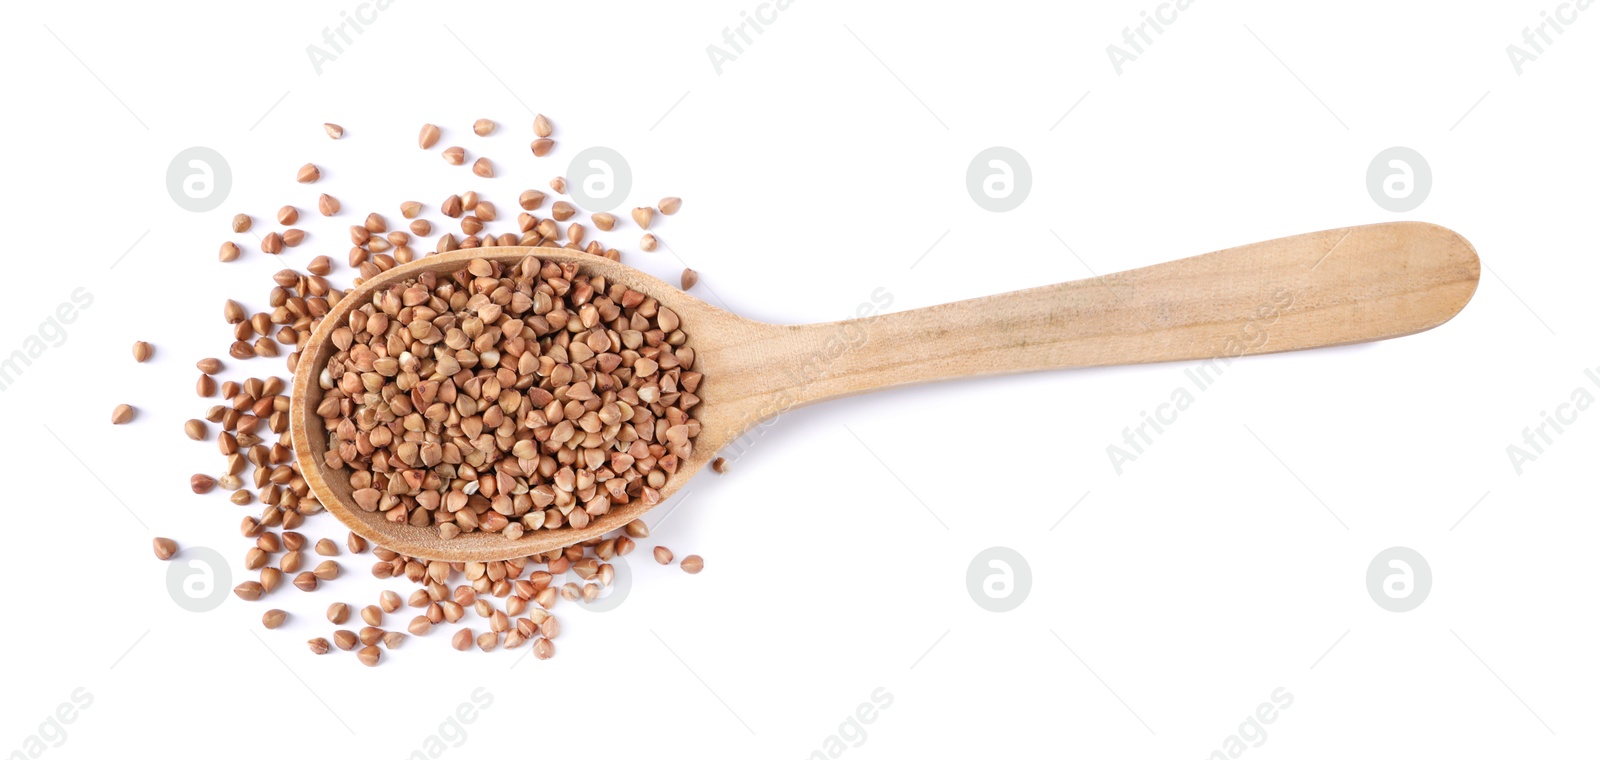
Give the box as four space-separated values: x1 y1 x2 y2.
1 0 1595 757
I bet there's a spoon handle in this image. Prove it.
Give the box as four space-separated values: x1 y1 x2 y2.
752 222 1478 410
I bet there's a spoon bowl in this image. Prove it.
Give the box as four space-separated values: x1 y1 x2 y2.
291 222 1480 560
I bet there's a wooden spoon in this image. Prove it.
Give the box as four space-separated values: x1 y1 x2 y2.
291 221 1479 561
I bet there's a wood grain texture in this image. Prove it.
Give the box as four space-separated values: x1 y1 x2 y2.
291 222 1479 560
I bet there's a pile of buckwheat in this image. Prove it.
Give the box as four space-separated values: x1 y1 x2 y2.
317 255 703 541
128 117 708 666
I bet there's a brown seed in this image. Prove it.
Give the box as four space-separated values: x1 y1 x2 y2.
318 193 340 216
112 404 135 425
219 241 241 262
587 212 614 231
640 233 659 252
347 532 368 553
262 609 287 629
259 567 283 593
296 163 320 183
533 587 558 610
379 590 401 613
197 374 217 397
551 201 575 221
408 616 432 635
533 114 553 137
533 637 554 660
278 206 299 225
383 631 406 650
191 474 216 494
184 419 207 441
197 357 223 373
231 214 252 233
360 605 383 626
293 572 318 591
358 645 382 667
224 300 246 324
333 630 358 650
261 232 284 254
473 118 496 136
711 456 729 474
472 157 494 178
152 537 177 560
476 631 498 652
282 229 305 247
358 626 383 647
443 146 465 165
419 123 441 149
549 176 566 194
680 555 704 574
308 255 332 276
313 560 341 581
324 123 344 139
452 629 474 651
625 520 650 539
441 194 464 218
632 207 654 229
233 581 264 601
327 602 350 624
659 197 682 215
307 637 330 655
518 190 546 210
314 538 338 556
530 138 554 157
681 268 699 291
280 550 303 574
410 219 431 236
653 546 673 565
